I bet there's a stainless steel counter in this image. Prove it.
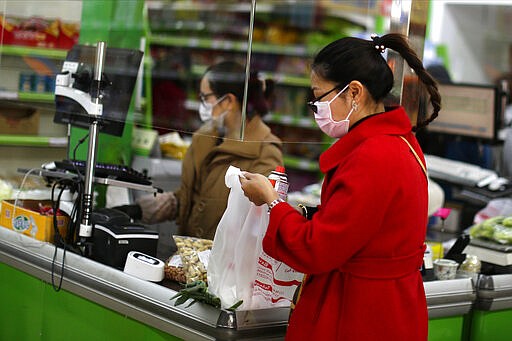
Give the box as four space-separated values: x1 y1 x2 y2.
475 274 512 311
0 226 288 341
424 277 475 318
0 225 478 340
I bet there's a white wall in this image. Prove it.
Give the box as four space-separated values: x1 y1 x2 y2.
429 0 512 84
0 0 82 22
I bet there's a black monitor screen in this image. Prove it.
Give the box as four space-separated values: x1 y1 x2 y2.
426 83 499 141
54 45 143 136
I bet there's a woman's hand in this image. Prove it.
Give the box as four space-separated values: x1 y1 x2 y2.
239 171 279 206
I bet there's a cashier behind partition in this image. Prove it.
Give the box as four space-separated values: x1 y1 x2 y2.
118 61 282 240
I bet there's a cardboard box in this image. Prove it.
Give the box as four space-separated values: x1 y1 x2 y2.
1 200 69 243
0 103 39 135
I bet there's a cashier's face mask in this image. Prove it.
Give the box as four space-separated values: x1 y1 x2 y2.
199 95 227 122
312 84 356 138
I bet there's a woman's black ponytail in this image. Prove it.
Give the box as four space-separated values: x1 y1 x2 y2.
377 34 441 130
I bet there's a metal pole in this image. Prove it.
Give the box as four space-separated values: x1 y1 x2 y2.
79 41 106 240
240 0 256 141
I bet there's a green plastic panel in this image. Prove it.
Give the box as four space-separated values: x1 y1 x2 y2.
428 316 465 341
0 262 182 341
0 45 67 59
469 309 512 341
0 135 66 147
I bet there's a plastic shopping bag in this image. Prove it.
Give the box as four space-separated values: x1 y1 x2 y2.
473 198 512 224
207 166 253 309
207 166 302 310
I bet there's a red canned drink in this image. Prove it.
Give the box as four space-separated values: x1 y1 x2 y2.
268 166 289 201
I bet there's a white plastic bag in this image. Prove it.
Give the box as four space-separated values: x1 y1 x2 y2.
207 166 253 309
474 198 512 224
207 166 302 310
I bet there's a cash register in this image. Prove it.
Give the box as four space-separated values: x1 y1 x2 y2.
22 42 161 269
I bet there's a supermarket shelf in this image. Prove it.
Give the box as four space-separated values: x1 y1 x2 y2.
0 135 67 147
259 72 310 87
190 64 309 87
18 92 55 103
319 2 380 26
148 1 274 13
148 35 312 57
0 91 55 103
264 113 316 129
283 155 319 172
0 45 68 59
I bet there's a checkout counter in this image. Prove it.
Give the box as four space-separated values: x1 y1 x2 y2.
0 223 484 341
469 274 512 341
0 226 288 341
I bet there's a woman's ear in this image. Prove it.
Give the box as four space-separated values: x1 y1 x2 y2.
348 81 364 101
224 93 239 110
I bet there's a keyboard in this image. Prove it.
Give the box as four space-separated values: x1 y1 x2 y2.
425 154 498 187
54 160 152 185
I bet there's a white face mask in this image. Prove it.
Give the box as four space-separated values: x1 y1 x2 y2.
312 84 355 138
198 95 226 122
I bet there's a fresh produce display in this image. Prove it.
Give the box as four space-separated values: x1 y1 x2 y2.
469 215 512 245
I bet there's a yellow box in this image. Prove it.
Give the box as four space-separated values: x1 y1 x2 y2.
1 200 69 243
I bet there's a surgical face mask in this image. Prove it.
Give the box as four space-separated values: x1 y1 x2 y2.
312 84 355 138
198 95 226 122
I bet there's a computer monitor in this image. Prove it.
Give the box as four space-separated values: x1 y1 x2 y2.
426 83 500 142
54 45 143 136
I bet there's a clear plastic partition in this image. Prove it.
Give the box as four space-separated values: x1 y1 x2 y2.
145 0 392 193
0 0 414 189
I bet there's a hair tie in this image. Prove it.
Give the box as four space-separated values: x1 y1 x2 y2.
371 34 386 54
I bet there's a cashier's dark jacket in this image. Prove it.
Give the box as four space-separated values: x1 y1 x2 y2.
175 115 282 240
264 106 428 340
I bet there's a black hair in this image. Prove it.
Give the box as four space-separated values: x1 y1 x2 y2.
311 33 441 130
204 61 275 119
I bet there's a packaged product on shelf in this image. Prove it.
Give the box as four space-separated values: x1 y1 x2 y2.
275 55 309 77
57 20 80 49
0 15 78 49
173 235 213 284
45 75 56 93
32 74 47 93
0 15 16 45
18 73 33 92
11 16 59 48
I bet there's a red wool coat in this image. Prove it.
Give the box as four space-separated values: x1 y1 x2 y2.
264 106 428 340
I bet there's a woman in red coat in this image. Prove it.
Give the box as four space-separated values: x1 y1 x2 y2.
240 33 441 340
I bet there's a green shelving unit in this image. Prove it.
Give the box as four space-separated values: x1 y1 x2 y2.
0 135 67 147
0 45 68 59
283 155 319 172
264 113 316 129
18 92 55 102
148 35 311 57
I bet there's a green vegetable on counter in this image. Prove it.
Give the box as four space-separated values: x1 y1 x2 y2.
170 280 243 311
